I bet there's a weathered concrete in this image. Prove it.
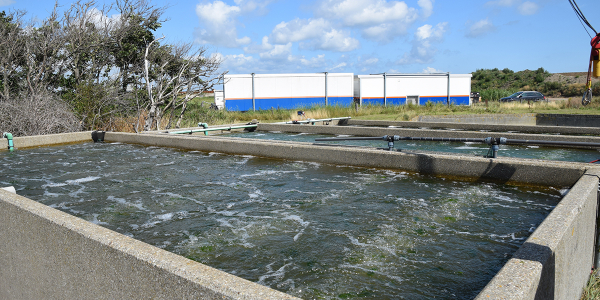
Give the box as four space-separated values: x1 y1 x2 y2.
104 132 588 187
412 113 537 125
0 189 299 300
537 114 600 127
342 119 600 136
0 131 92 150
257 123 600 148
475 169 600 300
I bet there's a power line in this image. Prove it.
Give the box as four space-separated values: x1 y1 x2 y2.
568 0 597 35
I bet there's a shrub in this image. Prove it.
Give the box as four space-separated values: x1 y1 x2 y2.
0 92 81 137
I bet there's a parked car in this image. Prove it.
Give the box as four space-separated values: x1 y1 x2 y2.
500 91 546 102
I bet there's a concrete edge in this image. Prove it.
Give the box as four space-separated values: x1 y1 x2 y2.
475 168 600 300
0 131 92 150
343 119 600 136
0 189 299 300
103 132 588 187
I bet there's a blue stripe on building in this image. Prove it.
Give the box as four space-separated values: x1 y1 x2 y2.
225 97 354 111
363 96 470 106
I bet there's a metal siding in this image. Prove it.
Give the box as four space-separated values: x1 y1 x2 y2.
358 74 472 106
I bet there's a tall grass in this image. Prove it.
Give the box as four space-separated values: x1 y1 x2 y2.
480 88 518 101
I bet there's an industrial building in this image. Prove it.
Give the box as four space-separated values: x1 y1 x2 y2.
222 72 473 111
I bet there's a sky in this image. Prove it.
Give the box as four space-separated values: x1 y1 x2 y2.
3 0 600 77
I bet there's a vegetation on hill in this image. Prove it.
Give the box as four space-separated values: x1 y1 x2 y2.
472 68 600 101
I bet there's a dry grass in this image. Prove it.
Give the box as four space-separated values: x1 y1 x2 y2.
581 271 600 300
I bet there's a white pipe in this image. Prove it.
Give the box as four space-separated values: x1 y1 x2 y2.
1 186 16 194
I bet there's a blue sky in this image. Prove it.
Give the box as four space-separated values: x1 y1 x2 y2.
3 0 600 75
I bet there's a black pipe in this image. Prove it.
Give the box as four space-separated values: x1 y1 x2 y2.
316 136 487 143
505 139 600 148
316 136 600 148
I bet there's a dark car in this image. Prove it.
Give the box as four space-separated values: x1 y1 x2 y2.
500 91 546 102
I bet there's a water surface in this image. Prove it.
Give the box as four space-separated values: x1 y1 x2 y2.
0 142 562 299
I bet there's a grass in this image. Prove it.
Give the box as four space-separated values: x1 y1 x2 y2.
581 271 600 300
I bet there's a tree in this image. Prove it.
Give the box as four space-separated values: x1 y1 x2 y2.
143 38 223 131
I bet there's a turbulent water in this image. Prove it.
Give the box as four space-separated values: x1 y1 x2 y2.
224 131 600 162
0 142 563 299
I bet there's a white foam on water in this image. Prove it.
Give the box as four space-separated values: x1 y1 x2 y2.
249 189 263 199
66 176 100 185
157 212 174 221
527 145 540 148
90 213 109 225
340 264 404 283
107 195 146 211
43 191 62 197
336 134 352 137
257 262 293 285
215 218 234 228
156 161 176 166
240 169 297 178
283 214 310 227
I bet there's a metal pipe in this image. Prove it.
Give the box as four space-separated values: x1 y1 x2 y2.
280 117 352 125
3 132 13 151
315 136 487 143
324 72 328 106
447 72 451 106
251 73 256 111
168 124 258 135
383 72 387 107
505 139 600 148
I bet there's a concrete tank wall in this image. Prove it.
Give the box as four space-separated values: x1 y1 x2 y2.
476 169 600 300
0 189 298 300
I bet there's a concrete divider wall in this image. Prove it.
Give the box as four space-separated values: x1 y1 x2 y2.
105 132 587 187
537 114 600 127
0 131 92 150
0 189 298 300
412 113 537 125
342 119 600 136
476 169 600 300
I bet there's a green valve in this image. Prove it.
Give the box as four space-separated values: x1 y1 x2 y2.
3 132 13 152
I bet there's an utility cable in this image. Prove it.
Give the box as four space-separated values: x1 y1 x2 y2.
569 0 597 34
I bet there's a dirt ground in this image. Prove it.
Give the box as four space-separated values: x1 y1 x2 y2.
545 72 600 85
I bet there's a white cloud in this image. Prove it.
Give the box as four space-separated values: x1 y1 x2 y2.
233 0 275 13
422 67 443 73
398 22 447 65
300 54 326 68
518 1 539 15
364 58 379 65
195 1 251 48
0 0 14 7
331 62 347 70
486 0 540 15
316 0 432 43
466 18 495 38
259 42 293 61
85 8 121 30
244 36 274 54
271 18 330 44
270 18 359 52
418 0 434 19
